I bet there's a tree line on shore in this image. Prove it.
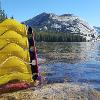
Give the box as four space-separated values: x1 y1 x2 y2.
33 28 86 42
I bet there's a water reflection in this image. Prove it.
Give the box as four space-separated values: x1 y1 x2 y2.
37 42 100 90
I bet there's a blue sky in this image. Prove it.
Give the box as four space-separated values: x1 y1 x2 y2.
1 0 100 26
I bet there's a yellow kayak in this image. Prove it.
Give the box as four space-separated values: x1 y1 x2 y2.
0 19 27 36
0 19 33 86
0 30 28 48
0 43 30 62
0 72 33 85
0 56 31 76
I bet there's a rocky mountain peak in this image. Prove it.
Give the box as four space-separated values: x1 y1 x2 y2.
24 12 97 41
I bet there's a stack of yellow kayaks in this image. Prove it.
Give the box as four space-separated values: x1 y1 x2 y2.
0 19 34 93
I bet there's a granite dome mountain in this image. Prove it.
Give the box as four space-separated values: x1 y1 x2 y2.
24 12 97 41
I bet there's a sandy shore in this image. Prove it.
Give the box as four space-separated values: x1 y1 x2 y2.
0 82 100 100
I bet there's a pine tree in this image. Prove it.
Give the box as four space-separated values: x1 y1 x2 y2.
0 1 7 22
11 16 14 19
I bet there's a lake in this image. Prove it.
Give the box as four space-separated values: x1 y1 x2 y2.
37 42 100 90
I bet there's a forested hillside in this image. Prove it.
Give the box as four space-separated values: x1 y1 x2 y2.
33 28 86 42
